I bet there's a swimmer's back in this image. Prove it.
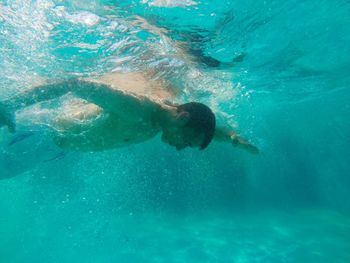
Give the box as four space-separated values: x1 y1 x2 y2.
87 71 177 103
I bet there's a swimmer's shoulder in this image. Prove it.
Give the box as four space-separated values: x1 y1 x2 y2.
86 71 177 101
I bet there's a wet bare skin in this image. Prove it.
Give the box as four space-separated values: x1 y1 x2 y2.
51 72 174 151
53 98 160 151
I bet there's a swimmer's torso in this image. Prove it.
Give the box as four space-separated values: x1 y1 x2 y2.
52 99 160 152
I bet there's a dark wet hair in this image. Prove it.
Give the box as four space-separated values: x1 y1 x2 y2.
176 102 216 150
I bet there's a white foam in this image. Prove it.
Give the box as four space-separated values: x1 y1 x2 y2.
66 11 100 26
141 0 198 8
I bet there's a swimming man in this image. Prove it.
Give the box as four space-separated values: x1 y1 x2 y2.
0 72 258 153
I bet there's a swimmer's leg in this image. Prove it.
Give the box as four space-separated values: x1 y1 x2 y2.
8 131 36 146
0 129 61 180
0 102 16 133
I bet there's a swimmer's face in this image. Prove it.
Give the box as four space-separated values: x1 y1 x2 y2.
161 125 204 151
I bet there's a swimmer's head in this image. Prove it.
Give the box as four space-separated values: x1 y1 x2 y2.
161 102 216 150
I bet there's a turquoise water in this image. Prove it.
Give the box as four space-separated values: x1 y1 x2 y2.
1 0 350 262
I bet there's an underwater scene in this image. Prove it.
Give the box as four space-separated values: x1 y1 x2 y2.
0 0 350 262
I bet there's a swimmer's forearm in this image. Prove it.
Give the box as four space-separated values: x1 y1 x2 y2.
4 81 75 111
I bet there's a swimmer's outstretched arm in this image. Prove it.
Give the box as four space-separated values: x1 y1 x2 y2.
8 80 148 112
0 79 155 132
214 126 259 154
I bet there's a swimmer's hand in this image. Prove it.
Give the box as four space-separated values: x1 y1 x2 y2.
230 133 259 154
0 102 16 133
214 127 259 154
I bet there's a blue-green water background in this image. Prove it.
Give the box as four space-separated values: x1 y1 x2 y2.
1 0 350 262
